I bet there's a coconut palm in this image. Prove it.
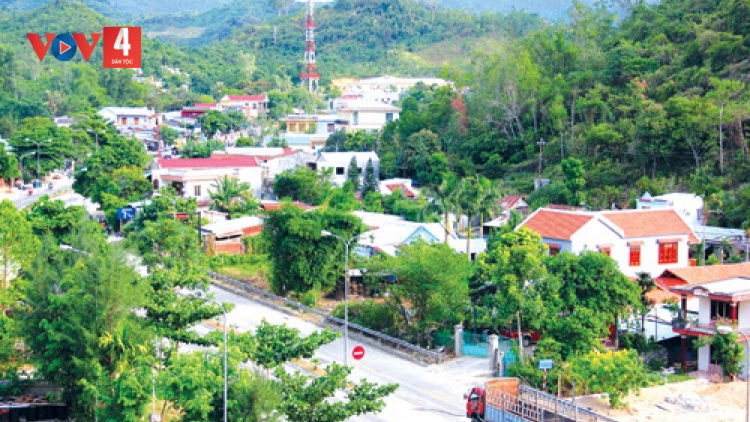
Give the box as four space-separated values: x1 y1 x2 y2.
209 175 260 217
456 176 483 261
421 174 460 242
476 177 504 238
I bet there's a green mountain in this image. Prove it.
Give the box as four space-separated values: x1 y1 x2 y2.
0 0 235 16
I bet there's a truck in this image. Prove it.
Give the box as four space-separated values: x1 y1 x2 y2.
464 378 617 422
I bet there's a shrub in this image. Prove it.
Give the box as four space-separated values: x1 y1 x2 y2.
332 300 399 334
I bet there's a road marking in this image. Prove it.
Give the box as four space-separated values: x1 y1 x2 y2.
355 361 453 405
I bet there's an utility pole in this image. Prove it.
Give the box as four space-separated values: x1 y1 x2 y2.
537 138 546 182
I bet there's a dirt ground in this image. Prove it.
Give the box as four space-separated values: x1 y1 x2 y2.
575 378 747 421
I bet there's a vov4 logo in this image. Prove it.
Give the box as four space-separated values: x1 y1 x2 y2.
26 26 142 69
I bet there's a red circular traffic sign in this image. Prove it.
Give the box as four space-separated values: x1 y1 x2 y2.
352 345 365 360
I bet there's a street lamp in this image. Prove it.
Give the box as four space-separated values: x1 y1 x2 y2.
16 152 35 185
58 244 96 421
717 325 749 422
321 230 359 366
87 130 101 152
26 138 52 182
192 293 228 422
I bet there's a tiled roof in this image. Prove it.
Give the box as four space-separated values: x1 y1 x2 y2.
226 95 267 102
260 201 317 211
386 184 415 198
156 156 258 169
660 262 750 286
499 195 523 209
518 209 594 241
193 103 218 108
601 209 699 243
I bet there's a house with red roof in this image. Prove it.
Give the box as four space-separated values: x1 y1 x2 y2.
517 208 700 278
658 263 750 377
379 178 419 199
150 156 263 206
220 94 268 119
181 102 219 119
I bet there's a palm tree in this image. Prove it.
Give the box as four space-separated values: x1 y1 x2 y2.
476 177 504 238
421 174 460 242
456 176 483 261
209 175 259 217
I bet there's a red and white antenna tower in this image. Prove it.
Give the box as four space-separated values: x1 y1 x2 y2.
297 0 329 93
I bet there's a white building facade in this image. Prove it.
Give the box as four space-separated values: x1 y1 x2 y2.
150 156 264 204
518 208 700 278
306 152 379 187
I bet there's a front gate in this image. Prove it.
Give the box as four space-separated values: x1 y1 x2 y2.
462 331 488 357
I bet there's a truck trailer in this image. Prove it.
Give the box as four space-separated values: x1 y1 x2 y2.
464 378 616 422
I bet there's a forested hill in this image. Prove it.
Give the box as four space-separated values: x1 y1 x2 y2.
225 0 542 82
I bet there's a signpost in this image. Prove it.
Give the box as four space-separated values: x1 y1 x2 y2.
539 359 553 392
352 345 365 360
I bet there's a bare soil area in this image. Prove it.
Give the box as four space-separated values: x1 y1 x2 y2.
575 378 746 421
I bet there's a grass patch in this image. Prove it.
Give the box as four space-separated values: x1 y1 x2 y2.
211 254 271 288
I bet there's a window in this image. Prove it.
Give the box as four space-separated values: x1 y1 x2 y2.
194 185 201 197
385 112 394 123
120 117 127 125
327 123 335 133
134 117 140 125
336 167 345 175
629 246 641 266
601 248 611 257
710 301 732 320
658 242 678 264
353 111 359 125
549 245 560 256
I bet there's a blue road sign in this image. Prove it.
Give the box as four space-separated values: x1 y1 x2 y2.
538 359 554 370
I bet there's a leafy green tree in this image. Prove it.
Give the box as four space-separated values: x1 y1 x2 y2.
73 132 150 202
273 167 332 206
571 350 651 407
346 156 361 191
0 151 19 186
252 320 337 369
0 199 40 289
456 176 484 259
263 204 364 294
8 117 76 178
362 191 384 213
361 158 379 197
540 251 642 359
25 195 88 244
235 136 255 147
365 240 471 346
158 125 181 145
325 180 358 212
637 272 656 336
561 158 586 205
181 139 226 158
276 363 397 422
474 227 548 336
418 152 451 187
22 224 150 419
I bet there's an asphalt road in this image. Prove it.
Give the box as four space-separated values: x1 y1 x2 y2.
209 285 490 422
12 177 76 209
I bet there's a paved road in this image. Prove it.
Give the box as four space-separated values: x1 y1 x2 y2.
11 177 75 209
209 285 491 422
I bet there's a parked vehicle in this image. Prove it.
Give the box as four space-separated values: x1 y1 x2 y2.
498 326 541 347
464 378 615 422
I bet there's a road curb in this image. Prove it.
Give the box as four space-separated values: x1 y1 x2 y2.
210 278 434 368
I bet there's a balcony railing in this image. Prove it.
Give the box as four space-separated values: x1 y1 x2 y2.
671 318 746 335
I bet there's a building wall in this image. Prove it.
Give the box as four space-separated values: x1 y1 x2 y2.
698 297 711 325
541 238 573 254
155 167 264 200
318 157 380 187
698 344 710 372
739 301 750 330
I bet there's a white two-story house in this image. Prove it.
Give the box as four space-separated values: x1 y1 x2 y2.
99 107 158 131
150 156 264 206
517 208 700 278
666 263 750 378
306 152 380 187
219 94 268 119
